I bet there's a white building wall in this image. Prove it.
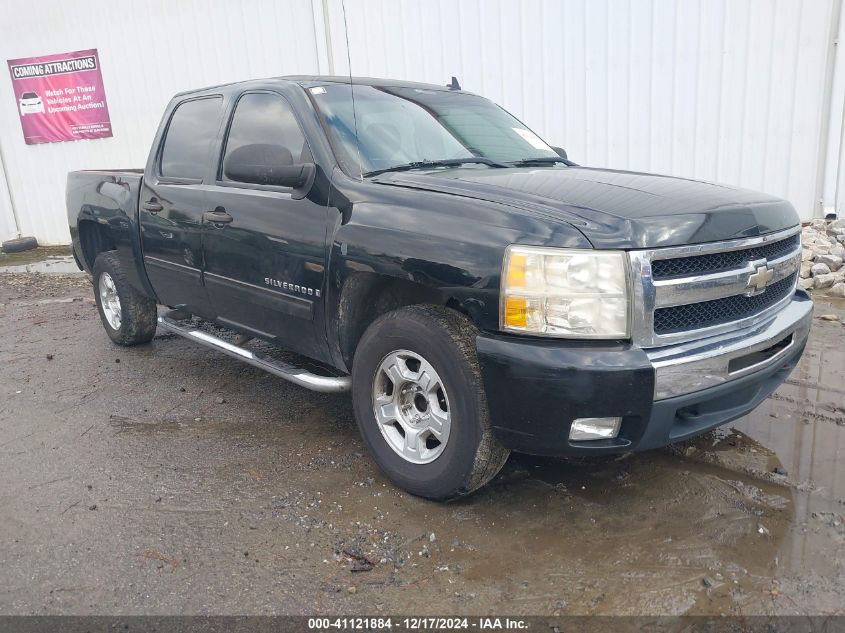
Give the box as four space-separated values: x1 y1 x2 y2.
823 0 845 217
0 0 842 244
0 0 326 244
327 0 841 222
0 141 18 240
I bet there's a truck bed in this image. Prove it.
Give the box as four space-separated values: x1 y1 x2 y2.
66 169 144 228
66 169 150 294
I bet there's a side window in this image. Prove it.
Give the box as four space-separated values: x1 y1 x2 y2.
222 92 312 184
159 97 223 180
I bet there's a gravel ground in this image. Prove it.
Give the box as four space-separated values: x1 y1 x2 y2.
0 273 843 616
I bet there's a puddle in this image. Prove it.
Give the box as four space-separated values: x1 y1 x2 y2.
734 296 845 505
707 296 845 608
0 246 78 273
0 255 79 274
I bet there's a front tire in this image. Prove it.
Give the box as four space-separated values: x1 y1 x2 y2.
352 305 509 501
92 251 157 346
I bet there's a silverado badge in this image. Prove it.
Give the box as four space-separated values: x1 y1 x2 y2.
264 277 320 297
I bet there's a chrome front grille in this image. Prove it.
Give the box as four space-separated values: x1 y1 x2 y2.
629 226 802 348
653 272 798 334
650 234 800 279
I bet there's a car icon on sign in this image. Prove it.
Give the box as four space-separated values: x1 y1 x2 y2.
19 92 45 116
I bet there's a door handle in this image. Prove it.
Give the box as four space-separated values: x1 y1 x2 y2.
143 200 163 214
203 210 234 226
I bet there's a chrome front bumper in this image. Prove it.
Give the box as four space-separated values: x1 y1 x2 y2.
646 292 813 400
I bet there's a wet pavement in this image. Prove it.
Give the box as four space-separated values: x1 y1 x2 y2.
0 272 843 616
0 247 77 274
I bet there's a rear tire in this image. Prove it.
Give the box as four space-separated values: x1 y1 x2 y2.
92 251 157 346
352 305 509 501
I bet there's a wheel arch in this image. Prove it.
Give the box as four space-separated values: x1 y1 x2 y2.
77 219 117 271
332 272 475 371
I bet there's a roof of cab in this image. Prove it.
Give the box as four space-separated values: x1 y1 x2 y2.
173 75 459 98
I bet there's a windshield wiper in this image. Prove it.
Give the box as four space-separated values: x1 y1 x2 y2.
363 157 508 178
508 156 575 167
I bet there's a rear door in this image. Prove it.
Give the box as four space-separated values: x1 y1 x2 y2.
202 90 331 361
139 95 223 316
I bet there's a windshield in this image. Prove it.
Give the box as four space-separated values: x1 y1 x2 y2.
309 84 558 176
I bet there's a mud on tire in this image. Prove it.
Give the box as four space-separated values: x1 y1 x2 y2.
92 251 157 346
352 304 510 501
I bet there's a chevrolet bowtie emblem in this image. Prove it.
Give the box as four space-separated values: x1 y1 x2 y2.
745 259 774 295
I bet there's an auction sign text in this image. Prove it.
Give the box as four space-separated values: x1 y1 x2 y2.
7 48 112 145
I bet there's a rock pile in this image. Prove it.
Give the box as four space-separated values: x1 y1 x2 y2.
800 219 845 297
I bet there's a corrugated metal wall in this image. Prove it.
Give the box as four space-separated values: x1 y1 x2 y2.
327 0 841 223
823 0 845 218
0 0 327 244
0 0 842 244
0 151 17 241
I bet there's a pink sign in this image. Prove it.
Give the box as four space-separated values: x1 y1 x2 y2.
7 48 112 145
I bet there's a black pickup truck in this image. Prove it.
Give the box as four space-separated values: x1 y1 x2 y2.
67 76 811 500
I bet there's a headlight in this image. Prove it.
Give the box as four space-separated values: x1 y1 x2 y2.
500 246 630 338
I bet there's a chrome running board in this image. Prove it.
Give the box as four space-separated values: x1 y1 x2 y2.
157 316 351 393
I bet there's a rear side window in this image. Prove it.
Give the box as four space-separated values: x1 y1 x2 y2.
160 97 222 180
221 92 311 183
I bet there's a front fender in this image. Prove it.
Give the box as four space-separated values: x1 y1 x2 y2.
323 175 591 369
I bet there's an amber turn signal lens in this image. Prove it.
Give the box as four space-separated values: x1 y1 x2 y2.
504 296 528 328
506 253 527 288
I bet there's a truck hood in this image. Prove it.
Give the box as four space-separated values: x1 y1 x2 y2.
372 166 799 249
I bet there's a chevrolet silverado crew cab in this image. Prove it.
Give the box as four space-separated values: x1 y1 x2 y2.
67 76 811 500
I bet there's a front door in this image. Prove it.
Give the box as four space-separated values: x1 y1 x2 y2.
139 95 224 316
202 91 330 362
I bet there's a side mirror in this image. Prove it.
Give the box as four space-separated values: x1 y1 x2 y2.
551 146 568 160
229 163 311 188
224 143 314 189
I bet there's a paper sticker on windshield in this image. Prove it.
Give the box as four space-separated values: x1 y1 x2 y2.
310 87 326 95
512 127 551 150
